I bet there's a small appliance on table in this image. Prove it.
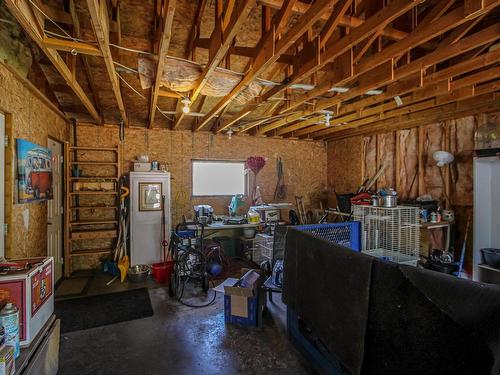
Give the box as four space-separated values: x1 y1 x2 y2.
0 257 54 347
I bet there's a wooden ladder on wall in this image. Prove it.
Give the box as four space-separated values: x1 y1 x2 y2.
63 145 121 277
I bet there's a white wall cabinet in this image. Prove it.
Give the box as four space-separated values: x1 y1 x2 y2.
129 172 171 266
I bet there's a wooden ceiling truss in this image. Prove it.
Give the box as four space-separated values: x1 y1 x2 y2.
3 0 499 137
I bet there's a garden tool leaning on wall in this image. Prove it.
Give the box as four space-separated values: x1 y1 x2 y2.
115 177 130 282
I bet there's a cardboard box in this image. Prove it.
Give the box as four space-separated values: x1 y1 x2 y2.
0 346 15 375
133 162 151 172
214 270 262 327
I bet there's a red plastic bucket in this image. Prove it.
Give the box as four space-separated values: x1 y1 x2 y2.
151 261 174 284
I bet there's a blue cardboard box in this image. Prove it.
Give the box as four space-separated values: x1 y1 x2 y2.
215 270 261 327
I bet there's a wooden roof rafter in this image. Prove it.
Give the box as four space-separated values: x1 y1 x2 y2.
278 37 500 138
172 0 257 130
307 66 500 139
67 0 102 119
86 0 128 125
325 89 500 140
201 0 335 133
255 0 500 135
148 0 176 128
5 0 101 123
233 0 423 135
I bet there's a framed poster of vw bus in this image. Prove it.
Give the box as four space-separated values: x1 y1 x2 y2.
16 139 53 203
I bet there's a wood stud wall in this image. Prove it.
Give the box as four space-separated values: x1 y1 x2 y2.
327 111 500 271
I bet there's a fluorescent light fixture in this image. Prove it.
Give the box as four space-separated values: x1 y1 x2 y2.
394 96 403 106
328 86 349 93
290 83 315 91
365 89 384 95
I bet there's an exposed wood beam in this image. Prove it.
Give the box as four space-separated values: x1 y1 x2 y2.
5 0 100 123
42 37 102 56
355 1 499 75
233 0 421 131
201 0 335 132
309 67 500 139
325 90 500 140
279 0 483 108
319 0 353 49
169 0 207 129
258 0 422 43
172 0 255 129
148 0 176 128
86 0 127 124
281 47 500 137
258 21 500 134
68 0 102 118
260 3 500 131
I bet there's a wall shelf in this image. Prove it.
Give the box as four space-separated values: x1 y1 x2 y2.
64 144 121 277
70 248 114 257
477 264 500 273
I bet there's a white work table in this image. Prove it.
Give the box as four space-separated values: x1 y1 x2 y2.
205 222 260 230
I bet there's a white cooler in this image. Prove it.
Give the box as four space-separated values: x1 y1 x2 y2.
0 257 54 347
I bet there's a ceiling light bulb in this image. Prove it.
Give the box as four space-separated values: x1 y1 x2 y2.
227 129 233 139
181 98 191 114
325 112 331 127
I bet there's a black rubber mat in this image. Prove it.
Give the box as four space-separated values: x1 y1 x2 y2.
56 288 154 333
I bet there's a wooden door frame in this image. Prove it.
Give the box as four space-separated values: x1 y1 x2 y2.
48 136 65 284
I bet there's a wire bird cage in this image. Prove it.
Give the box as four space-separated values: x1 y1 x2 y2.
296 222 361 251
352 205 420 266
253 233 274 263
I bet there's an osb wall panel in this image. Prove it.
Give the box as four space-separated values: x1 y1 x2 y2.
0 63 69 259
73 125 327 270
327 136 362 206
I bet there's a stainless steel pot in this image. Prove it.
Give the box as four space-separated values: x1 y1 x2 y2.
381 195 397 208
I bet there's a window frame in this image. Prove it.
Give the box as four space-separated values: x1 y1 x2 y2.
191 159 248 197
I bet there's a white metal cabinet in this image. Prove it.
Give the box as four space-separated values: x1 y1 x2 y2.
129 172 171 266
473 156 500 283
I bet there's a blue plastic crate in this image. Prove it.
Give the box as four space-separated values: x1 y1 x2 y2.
295 222 361 252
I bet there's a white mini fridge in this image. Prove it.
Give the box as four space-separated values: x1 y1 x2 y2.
129 172 171 266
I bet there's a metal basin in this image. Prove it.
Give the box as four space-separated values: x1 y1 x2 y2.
127 264 150 283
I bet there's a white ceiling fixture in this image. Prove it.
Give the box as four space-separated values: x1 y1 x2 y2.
394 96 403 106
365 89 384 95
227 128 233 139
328 86 349 93
289 83 315 91
161 110 204 117
325 112 331 127
433 151 455 167
181 97 191 114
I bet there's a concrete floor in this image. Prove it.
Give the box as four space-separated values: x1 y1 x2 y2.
57 274 315 375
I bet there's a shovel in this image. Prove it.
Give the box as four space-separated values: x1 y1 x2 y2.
118 254 129 282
